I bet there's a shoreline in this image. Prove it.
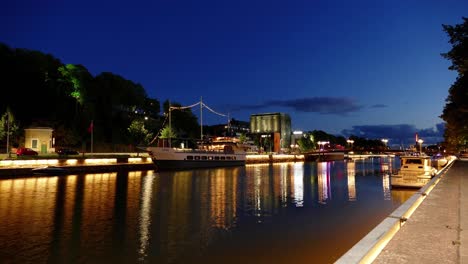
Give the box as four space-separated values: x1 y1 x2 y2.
0 153 392 177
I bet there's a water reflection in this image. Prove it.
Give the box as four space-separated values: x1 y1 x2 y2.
293 162 304 207
0 158 414 264
138 173 154 262
318 161 331 204
347 161 356 201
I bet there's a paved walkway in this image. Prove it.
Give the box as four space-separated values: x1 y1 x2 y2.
373 159 468 263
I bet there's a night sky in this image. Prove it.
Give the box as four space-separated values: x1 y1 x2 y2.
2 0 467 146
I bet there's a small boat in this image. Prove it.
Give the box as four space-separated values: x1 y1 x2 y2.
32 166 68 175
431 154 449 170
391 155 438 188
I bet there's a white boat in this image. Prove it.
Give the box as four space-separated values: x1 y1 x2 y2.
391 155 438 188
431 154 449 170
146 98 246 171
147 137 246 170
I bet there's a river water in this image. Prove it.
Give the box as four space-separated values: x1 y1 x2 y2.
0 157 415 263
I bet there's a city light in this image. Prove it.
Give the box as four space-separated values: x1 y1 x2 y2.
381 139 388 150
346 139 354 150
418 139 424 154
318 141 329 151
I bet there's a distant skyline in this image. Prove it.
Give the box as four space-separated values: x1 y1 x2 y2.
2 0 467 146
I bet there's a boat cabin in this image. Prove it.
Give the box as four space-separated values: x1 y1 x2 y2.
391 155 438 188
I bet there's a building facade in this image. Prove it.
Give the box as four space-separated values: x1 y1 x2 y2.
250 113 291 153
24 127 54 154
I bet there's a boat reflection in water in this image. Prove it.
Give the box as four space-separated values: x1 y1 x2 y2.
0 158 415 263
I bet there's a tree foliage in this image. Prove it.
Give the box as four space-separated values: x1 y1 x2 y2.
163 100 200 139
0 42 170 151
160 126 177 139
0 108 20 149
441 17 468 152
128 119 153 145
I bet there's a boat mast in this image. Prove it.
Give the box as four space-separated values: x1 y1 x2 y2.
169 101 172 148
200 96 203 141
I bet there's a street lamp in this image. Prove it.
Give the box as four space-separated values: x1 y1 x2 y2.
347 139 354 150
381 139 388 151
418 139 424 154
318 141 329 151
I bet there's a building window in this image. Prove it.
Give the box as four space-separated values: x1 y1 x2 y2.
31 139 38 149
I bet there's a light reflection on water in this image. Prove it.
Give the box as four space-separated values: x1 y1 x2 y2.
0 157 413 263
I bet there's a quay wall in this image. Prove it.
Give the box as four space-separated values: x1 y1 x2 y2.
0 154 305 177
335 156 457 264
246 154 304 163
0 156 156 177
0 153 395 177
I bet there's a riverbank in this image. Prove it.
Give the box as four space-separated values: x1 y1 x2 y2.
0 155 156 177
373 158 468 263
0 153 305 177
336 157 462 263
0 153 396 177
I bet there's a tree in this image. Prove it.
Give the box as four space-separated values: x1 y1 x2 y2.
128 119 153 145
297 134 315 152
239 133 247 143
162 100 200 139
0 108 20 154
440 17 468 152
160 126 177 139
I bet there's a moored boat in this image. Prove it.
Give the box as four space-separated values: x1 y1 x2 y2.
147 98 247 171
431 153 449 170
391 155 438 188
147 137 246 170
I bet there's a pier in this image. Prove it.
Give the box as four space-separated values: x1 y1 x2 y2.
337 158 468 263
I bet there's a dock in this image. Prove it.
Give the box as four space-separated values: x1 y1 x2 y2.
0 155 156 177
337 158 468 263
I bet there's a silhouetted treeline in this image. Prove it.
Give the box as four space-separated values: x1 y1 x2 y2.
0 43 200 151
441 17 468 152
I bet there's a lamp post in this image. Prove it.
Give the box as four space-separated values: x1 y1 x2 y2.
347 139 354 150
318 141 329 151
381 139 388 152
418 139 424 154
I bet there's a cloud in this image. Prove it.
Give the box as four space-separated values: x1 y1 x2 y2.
341 123 445 146
229 97 363 115
370 104 387 108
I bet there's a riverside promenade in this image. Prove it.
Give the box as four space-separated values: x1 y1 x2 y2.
372 159 468 263
338 158 468 264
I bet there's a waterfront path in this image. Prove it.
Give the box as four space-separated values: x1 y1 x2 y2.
372 159 468 263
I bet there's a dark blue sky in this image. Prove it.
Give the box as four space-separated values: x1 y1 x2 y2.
2 0 467 146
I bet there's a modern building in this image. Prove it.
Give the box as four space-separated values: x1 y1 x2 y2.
24 127 55 154
250 113 291 153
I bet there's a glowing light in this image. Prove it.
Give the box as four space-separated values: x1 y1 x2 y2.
66 159 78 165
347 162 356 201
138 174 155 261
292 163 304 207
84 158 117 164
